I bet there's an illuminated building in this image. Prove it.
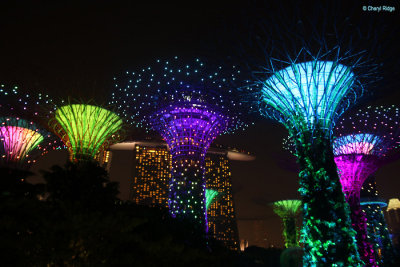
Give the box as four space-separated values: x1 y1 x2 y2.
106 140 255 250
0 85 61 169
334 105 400 266
272 200 302 248
111 57 252 232
387 198 400 248
360 176 394 266
49 103 123 162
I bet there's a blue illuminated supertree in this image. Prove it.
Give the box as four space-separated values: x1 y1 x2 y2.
334 106 400 266
111 57 251 232
243 1 387 264
0 84 61 170
253 48 370 266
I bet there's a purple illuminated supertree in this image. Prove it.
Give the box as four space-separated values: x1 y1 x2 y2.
333 105 400 266
111 57 251 232
0 84 61 170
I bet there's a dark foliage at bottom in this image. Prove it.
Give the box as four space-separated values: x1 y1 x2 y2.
0 162 276 267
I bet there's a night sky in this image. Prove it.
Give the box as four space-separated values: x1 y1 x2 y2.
2 1 400 248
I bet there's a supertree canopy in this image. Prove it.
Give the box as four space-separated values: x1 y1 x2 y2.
49 102 123 162
255 47 368 266
0 85 60 169
205 189 221 211
333 105 400 266
360 176 395 266
272 200 302 248
111 57 252 232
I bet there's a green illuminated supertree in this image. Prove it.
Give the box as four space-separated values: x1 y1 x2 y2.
272 200 302 248
49 102 123 162
205 189 221 210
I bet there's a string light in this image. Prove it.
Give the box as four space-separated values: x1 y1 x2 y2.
0 85 62 169
333 105 400 266
111 57 252 232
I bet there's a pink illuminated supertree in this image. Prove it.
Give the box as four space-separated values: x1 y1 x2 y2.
333 105 400 267
0 84 61 170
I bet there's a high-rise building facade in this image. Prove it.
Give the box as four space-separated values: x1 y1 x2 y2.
107 140 254 251
386 198 400 248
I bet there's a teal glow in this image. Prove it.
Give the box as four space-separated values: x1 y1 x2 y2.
261 61 355 131
360 201 387 208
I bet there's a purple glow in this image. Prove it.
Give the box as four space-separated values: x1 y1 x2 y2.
334 154 379 197
112 57 251 234
333 132 393 266
1 125 43 165
334 154 379 266
150 104 230 231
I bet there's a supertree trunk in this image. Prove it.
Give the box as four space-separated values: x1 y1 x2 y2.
295 128 362 266
169 152 208 232
283 217 298 248
346 192 377 266
363 204 395 266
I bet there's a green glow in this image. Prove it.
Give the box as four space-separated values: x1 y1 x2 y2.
53 104 122 161
205 189 221 210
273 200 302 248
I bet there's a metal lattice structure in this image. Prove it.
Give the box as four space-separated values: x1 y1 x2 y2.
272 200 302 248
333 105 400 266
111 57 252 232
0 85 61 169
260 55 362 136
49 103 123 162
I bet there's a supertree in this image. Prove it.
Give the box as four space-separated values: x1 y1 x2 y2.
360 176 395 267
272 200 302 248
240 0 395 264
49 101 124 162
333 105 400 266
254 49 370 265
111 57 251 232
205 189 221 211
360 195 395 266
0 84 60 169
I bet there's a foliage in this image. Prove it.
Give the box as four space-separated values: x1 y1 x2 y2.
0 161 264 266
294 127 363 266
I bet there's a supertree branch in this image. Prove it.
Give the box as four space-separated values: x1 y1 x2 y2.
272 200 302 248
333 105 400 267
260 58 359 136
205 189 221 211
0 85 61 169
49 103 123 162
111 57 252 233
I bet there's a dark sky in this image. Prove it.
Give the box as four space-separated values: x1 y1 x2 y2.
3 1 400 247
